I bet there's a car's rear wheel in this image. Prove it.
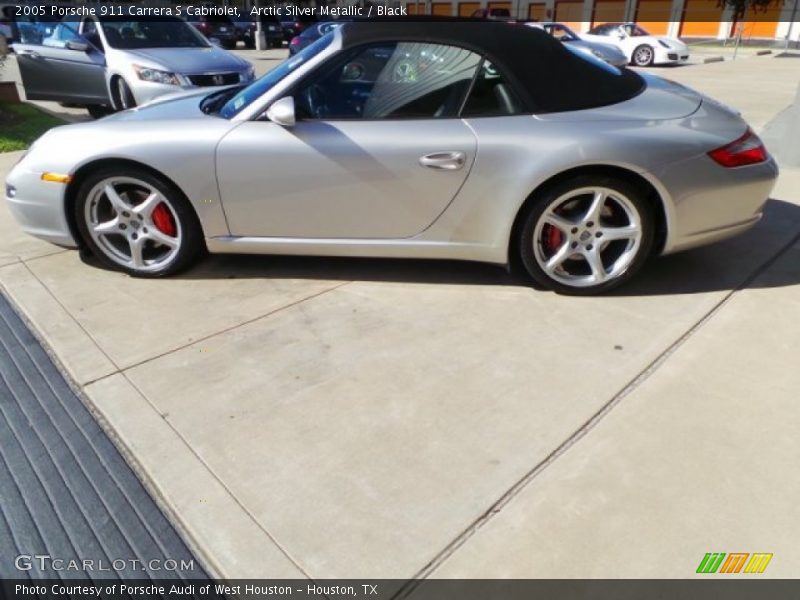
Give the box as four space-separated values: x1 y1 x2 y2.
114 77 136 110
517 176 655 295
632 44 655 66
74 168 204 277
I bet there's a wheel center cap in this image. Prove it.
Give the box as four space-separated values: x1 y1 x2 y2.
130 220 140 230
579 231 591 242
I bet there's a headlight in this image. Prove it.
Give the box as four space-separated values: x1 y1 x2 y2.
658 40 671 49
133 64 180 86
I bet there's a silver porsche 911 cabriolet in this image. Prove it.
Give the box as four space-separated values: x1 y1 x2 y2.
5 21 778 294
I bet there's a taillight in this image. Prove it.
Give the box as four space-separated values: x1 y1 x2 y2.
289 36 301 46
707 129 767 168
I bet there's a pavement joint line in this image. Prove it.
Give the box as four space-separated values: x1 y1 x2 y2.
19 260 122 376
0 306 157 581
119 368 318 582
82 279 353 387
393 222 800 598
7 264 353 576
0 299 193 583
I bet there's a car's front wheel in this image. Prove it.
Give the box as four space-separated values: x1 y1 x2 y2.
632 44 655 66
517 176 655 295
74 168 204 277
114 77 137 110
86 104 114 119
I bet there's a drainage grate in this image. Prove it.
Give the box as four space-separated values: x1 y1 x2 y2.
0 293 208 582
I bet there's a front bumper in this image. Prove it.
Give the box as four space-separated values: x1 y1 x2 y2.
130 71 251 105
654 46 690 64
5 163 77 248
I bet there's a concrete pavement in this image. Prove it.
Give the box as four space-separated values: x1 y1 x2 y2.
0 55 798 581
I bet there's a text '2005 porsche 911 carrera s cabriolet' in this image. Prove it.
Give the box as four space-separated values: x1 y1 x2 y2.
5 21 777 294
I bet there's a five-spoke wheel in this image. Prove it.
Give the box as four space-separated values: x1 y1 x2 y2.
75 168 203 277
518 176 654 294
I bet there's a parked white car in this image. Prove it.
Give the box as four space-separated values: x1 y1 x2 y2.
581 22 690 66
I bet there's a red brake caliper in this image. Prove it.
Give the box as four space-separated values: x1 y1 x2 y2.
151 203 177 237
544 225 563 254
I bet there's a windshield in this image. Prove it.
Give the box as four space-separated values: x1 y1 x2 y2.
100 18 209 49
563 43 622 75
219 32 334 119
544 24 579 41
624 24 651 36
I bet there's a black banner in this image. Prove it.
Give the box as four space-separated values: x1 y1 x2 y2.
3 579 800 600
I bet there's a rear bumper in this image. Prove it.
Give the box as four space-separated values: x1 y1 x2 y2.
659 155 779 254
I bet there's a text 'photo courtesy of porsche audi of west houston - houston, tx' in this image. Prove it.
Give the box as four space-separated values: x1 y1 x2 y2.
5 22 777 295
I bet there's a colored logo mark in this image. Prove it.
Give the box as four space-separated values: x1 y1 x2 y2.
696 552 773 574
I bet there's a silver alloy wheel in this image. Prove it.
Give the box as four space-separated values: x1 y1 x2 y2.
84 176 182 273
633 45 654 66
533 186 643 288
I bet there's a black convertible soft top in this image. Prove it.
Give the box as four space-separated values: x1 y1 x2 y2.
339 21 645 114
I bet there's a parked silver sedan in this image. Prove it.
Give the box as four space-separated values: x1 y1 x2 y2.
13 15 254 118
527 22 628 67
5 22 778 294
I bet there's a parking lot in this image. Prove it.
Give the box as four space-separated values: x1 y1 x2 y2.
1 50 799 581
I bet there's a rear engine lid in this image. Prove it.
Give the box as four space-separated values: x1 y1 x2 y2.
536 73 702 122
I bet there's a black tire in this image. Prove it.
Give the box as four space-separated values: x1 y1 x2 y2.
632 44 655 67
516 175 655 295
86 104 114 119
114 77 137 110
74 166 205 277
244 37 255 49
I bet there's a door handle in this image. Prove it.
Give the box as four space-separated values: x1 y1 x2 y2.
419 151 466 171
19 49 41 59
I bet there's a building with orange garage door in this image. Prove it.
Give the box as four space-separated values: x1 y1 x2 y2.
391 0 799 41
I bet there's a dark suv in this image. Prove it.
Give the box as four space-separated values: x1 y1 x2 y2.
233 14 283 49
189 14 238 49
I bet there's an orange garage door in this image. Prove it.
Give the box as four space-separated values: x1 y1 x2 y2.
528 2 547 19
592 0 626 26
680 0 724 36
431 2 453 14
459 2 481 15
555 0 584 30
488 1 513 14
635 0 672 35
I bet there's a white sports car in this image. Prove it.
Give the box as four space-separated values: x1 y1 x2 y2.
581 22 690 67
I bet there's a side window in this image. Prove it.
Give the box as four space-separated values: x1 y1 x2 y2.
42 22 81 48
82 19 103 51
460 61 523 117
294 42 482 120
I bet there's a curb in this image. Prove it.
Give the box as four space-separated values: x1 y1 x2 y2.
703 56 725 63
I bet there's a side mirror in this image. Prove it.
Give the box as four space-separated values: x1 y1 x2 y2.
266 96 296 127
65 39 89 52
617 32 627 40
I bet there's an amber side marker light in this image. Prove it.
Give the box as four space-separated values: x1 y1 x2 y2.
41 172 72 184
